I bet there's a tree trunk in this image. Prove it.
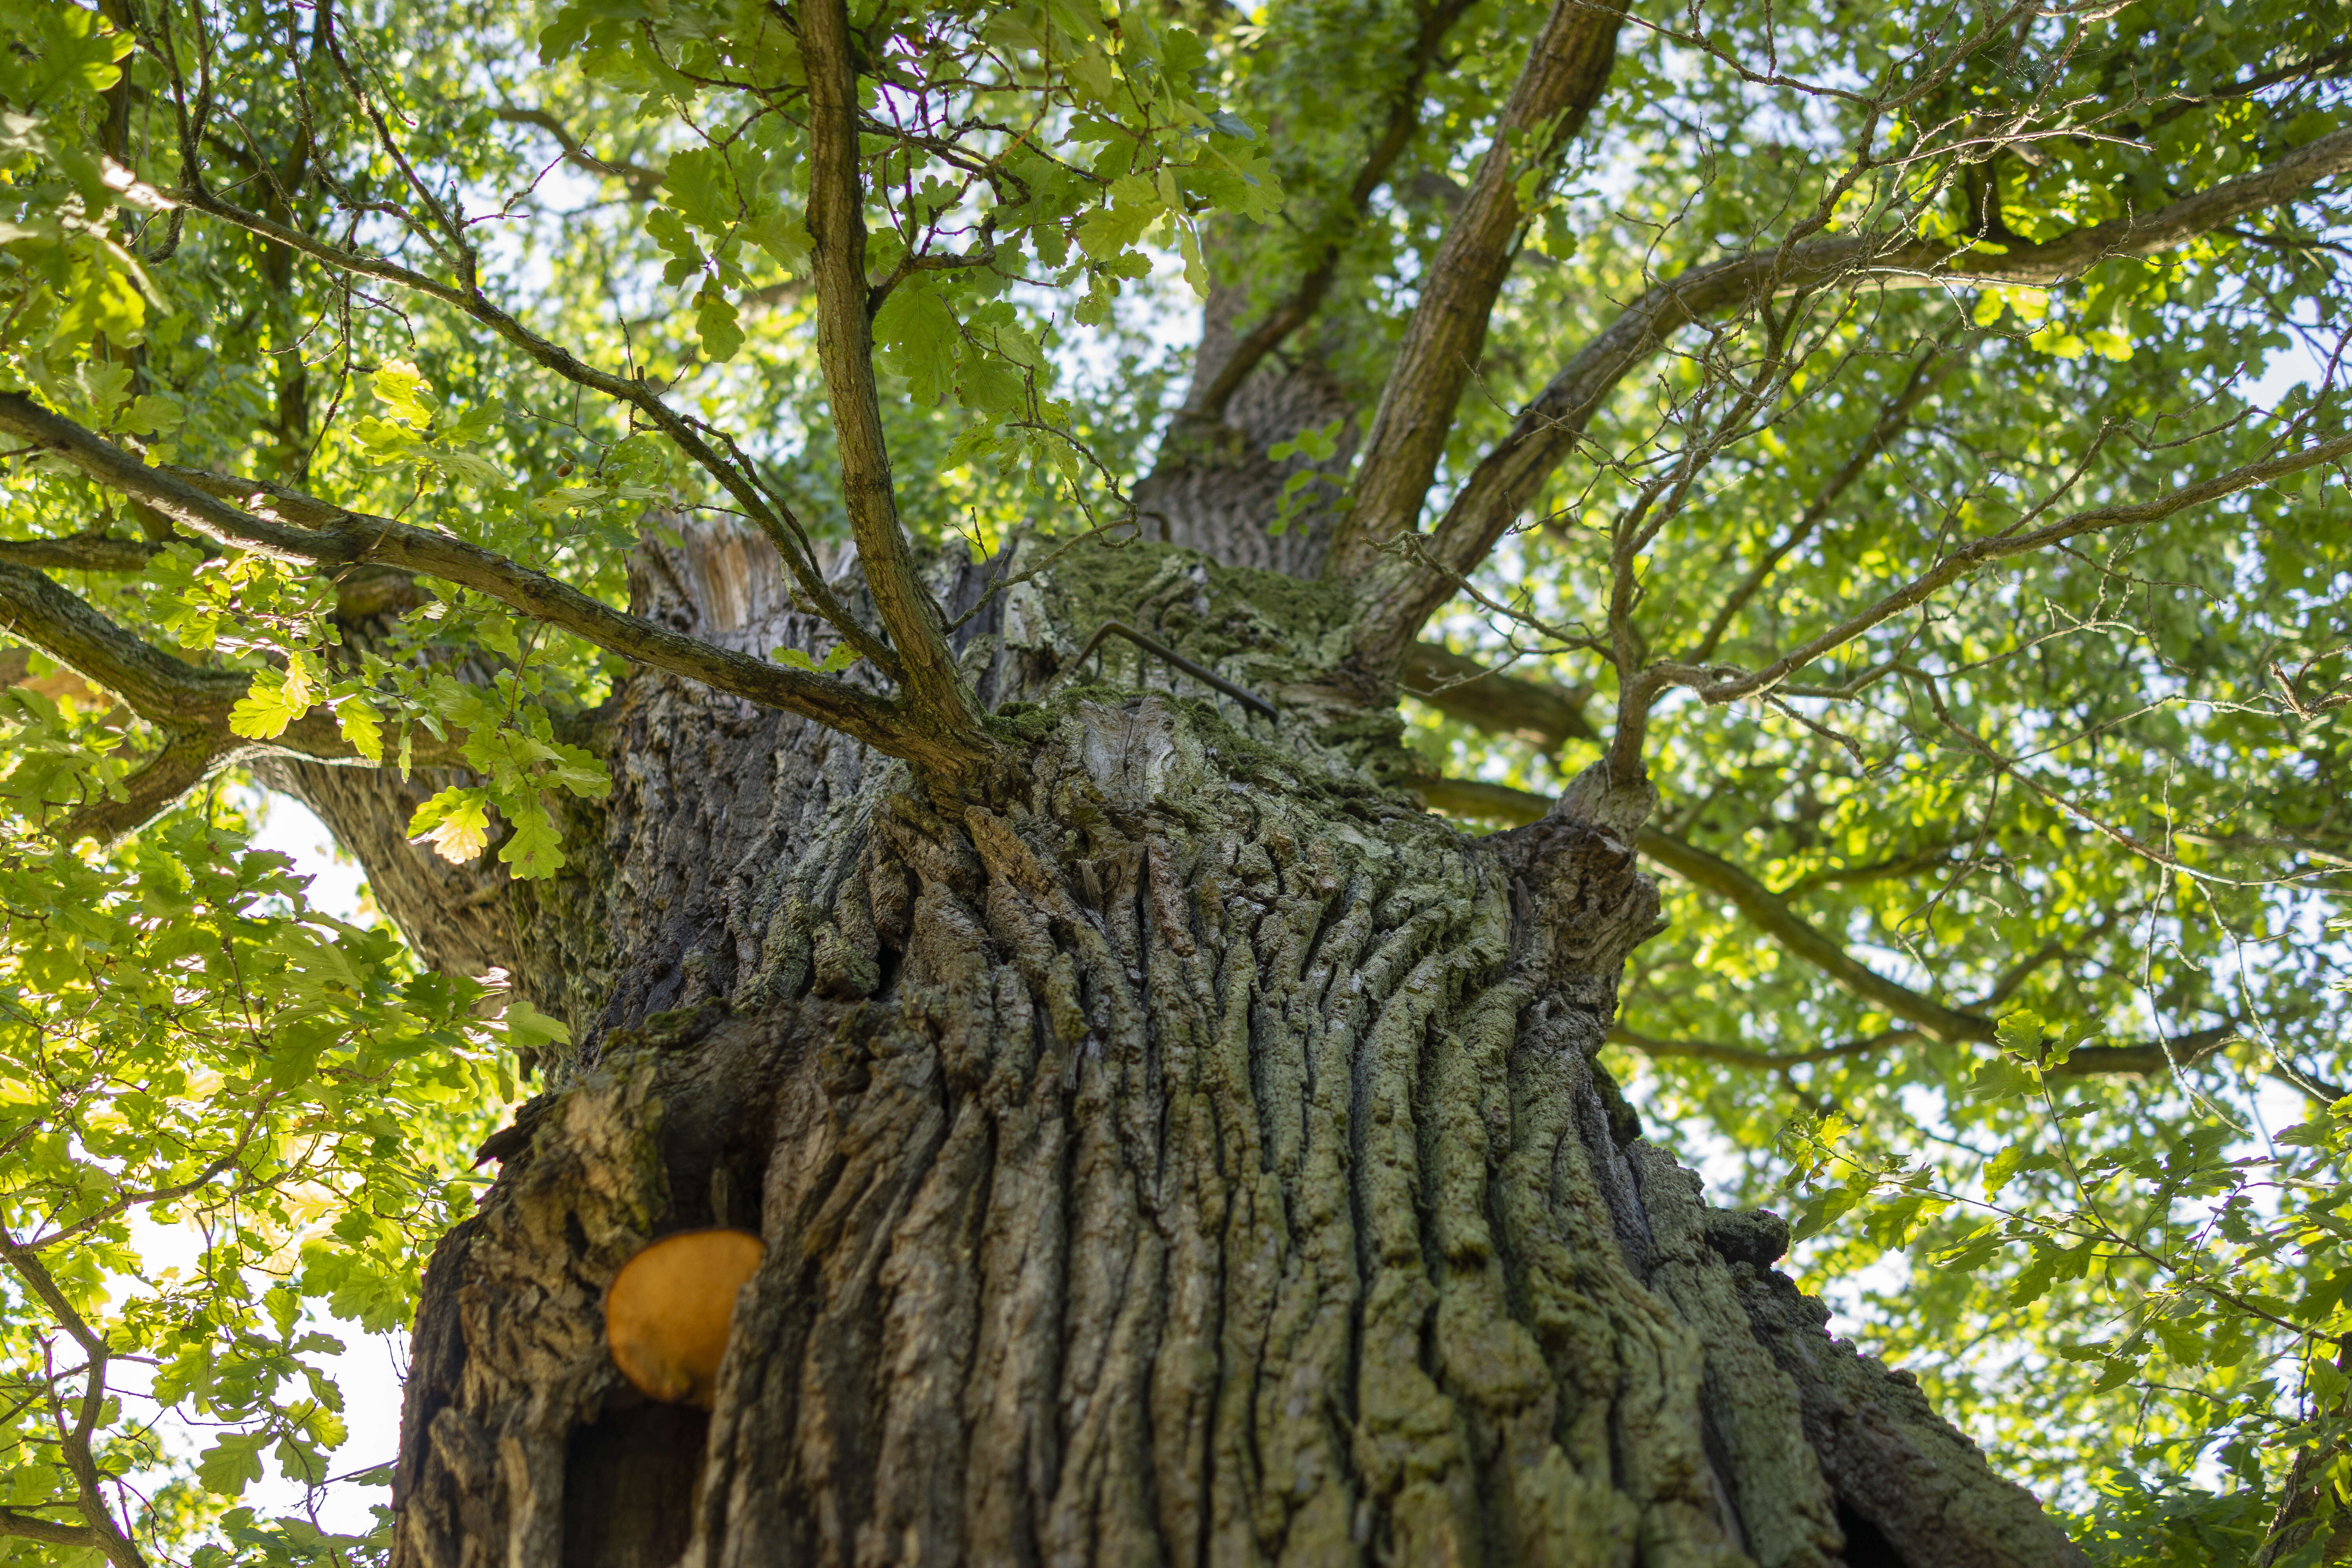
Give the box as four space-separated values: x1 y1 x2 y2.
285 521 2091 1568
1126 281 1362 579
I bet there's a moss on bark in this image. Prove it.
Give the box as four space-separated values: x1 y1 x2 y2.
366 530 2084 1568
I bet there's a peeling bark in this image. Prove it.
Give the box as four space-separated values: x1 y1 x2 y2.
360 527 2084 1568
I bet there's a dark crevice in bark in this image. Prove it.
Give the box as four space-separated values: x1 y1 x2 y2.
1837 1503 1910 1568
560 1403 706 1568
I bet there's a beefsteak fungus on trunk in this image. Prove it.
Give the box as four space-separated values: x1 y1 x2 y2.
1 0 2347 1563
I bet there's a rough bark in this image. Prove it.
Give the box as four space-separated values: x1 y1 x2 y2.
1128 282 1362 580
353 526 2085 1568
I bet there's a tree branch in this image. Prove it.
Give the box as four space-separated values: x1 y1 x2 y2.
1686 333 1972 664
0 396 985 774
1607 429 2352 779
0 535 165 572
1345 123 2352 671
1402 641 1597 748
1608 1023 1918 1069
1635 825 1996 1044
1184 0 1479 420
799 0 989 759
1605 1022 2236 1080
0 559 461 842
1330 0 1627 577
493 106 664 200
0 1509 105 1548
1415 776 2250 1079
0 1233 149 1568
100 162 903 682
0 562 249 719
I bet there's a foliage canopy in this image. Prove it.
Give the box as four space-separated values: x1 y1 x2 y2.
0 0 2347 1561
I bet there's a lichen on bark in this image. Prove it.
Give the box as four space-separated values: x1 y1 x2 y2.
352 527 2087 1568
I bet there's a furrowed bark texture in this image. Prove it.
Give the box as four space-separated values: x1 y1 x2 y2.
1127 281 1361 580
378 529 2084 1568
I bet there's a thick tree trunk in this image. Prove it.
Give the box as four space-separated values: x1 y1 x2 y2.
301 524 2089 1568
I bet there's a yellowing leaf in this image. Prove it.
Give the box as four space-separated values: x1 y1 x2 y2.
336 697 385 762
230 674 312 740
407 786 492 864
372 359 438 427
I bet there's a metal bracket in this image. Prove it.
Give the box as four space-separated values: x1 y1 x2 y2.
1071 619 1278 725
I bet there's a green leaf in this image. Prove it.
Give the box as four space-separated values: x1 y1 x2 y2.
371 359 438 428
407 786 492 864
503 996 573 1054
1995 1009 2045 1060
1969 1055 2039 1101
336 697 385 762
196 1432 270 1497
743 207 811 272
2277 1120 2338 1149
497 797 566 878
874 283 958 407
773 642 860 674
50 263 145 350
645 205 705 287
1983 1141 2034 1198
696 283 744 363
122 391 183 436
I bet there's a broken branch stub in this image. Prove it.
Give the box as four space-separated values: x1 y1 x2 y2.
604 1227 766 1408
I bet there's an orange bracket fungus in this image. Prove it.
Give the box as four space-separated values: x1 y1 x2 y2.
603 1228 766 1408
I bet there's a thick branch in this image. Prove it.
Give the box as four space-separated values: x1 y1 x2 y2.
1346 124 2352 670
800 0 986 753
1606 1022 2234 1079
102 163 902 681
0 1509 105 1547
1185 0 1478 419
0 396 985 774
1403 641 1597 747
1410 772 1555 824
0 535 164 572
0 562 248 719
0 559 459 841
1331 0 1626 575
1416 778 2242 1078
1637 825 1996 1045
1636 828 2249 1075
1608 1024 1917 1069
